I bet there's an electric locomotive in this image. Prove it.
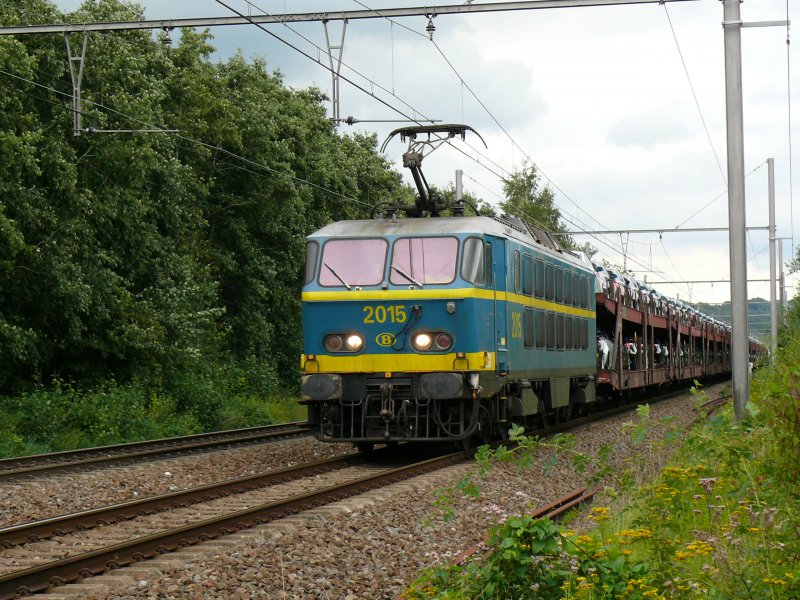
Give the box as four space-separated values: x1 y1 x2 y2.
300 126 597 448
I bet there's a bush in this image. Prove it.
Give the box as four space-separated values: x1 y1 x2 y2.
0 355 302 458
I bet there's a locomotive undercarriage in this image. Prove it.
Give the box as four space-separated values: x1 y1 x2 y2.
303 371 595 446
304 372 486 444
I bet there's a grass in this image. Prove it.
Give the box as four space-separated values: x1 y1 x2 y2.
0 361 306 459
406 374 800 599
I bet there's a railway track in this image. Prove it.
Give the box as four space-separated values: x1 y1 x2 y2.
0 447 466 599
0 422 309 483
0 387 703 598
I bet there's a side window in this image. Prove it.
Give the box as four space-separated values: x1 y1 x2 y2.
305 241 319 284
574 317 581 349
514 250 521 293
555 267 564 303
486 243 493 287
557 314 565 350
545 263 555 301
461 238 485 285
535 309 546 348
582 319 589 349
546 311 555 350
579 276 588 308
535 258 545 298
565 315 573 349
524 307 534 348
565 270 573 305
523 254 534 296
572 273 580 306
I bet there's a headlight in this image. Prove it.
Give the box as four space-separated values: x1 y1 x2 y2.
324 333 364 352
345 334 364 351
412 331 453 352
412 332 433 351
324 334 343 352
435 332 452 350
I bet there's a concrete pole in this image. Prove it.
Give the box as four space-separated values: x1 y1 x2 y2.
779 239 786 313
455 169 463 203
723 0 749 420
768 158 777 357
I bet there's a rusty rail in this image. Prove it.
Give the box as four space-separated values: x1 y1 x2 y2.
453 487 594 566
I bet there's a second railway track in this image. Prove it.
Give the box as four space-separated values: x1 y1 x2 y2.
0 422 309 483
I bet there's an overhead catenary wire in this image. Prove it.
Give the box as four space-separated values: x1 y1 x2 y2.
350 0 620 239
228 0 513 184
0 67 375 208
662 3 727 188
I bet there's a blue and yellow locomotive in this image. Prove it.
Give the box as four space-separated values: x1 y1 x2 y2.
300 125 597 447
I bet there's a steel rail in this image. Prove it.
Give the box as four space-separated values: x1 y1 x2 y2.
0 422 309 483
453 487 594 566
0 452 362 548
0 450 470 599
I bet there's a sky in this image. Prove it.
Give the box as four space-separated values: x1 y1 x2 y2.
49 0 798 317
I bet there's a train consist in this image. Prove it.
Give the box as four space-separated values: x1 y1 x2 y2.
299 125 764 448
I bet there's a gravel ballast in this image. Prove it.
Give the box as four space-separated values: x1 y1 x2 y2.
26 385 724 599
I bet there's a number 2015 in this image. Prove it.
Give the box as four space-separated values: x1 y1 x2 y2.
363 305 407 324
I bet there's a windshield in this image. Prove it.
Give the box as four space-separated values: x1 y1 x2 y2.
318 238 388 287
390 236 458 285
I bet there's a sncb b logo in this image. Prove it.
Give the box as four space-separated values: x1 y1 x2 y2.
375 333 395 347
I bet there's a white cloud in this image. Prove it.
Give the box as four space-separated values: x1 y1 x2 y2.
48 0 798 305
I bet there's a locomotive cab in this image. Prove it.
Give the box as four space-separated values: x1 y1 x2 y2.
300 218 503 445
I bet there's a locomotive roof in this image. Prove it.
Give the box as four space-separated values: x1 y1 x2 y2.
310 216 590 270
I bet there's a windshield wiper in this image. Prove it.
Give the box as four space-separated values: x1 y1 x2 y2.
391 265 423 287
324 263 352 290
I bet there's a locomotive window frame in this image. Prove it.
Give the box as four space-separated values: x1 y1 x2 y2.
535 258 545 298
535 309 545 348
572 273 580 306
318 237 389 287
523 307 534 348
461 237 485 285
555 266 564 303
584 276 592 308
523 253 534 296
546 311 555 350
545 263 555 301
513 250 521 293
573 317 581 350
564 270 573 305
390 235 459 286
565 315 574 349
305 241 319 285
557 314 565 350
581 318 589 349
486 243 494 287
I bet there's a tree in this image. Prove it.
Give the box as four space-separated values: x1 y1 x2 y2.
500 162 576 250
0 0 406 394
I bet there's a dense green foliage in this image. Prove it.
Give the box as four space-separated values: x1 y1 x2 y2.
0 0 406 451
408 309 800 598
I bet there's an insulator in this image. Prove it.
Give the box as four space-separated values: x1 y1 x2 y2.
426 18 435 40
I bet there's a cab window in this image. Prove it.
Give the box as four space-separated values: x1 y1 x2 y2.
461 238 485 285
319 238 387 287
304 241 319 284
391 236 458 285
